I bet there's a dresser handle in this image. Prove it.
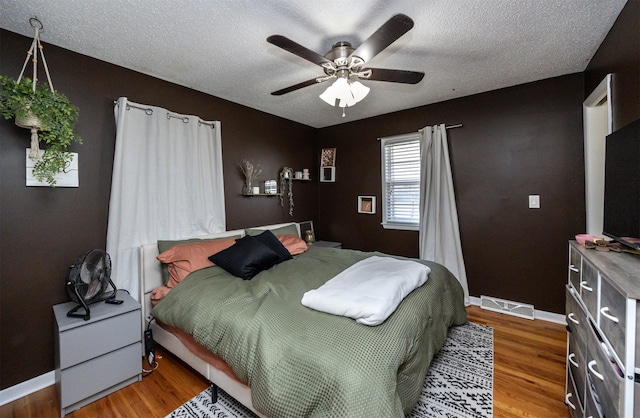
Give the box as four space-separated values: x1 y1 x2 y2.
568 353 579 368
565 392 576 410
588 360 604 380
600 307 619 323
580 281 593 292
569 265 579 273
567 313 579 325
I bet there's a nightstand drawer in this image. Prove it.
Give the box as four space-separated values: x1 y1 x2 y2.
59 310 140 369
59 342 140 408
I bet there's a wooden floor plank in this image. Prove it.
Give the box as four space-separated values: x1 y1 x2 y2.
1 305 569 417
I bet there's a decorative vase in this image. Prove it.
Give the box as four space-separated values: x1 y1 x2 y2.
244 180 253 195
304 230 315 244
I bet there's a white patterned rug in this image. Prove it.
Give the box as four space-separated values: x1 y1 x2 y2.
166 322 493 418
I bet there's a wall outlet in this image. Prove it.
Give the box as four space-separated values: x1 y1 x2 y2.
529 195 540 209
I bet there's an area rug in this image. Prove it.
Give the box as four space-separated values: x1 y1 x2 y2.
166 322 493 418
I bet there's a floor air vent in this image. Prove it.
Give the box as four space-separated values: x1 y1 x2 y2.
480 295 535 320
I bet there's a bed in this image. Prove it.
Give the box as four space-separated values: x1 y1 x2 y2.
139 222 467 417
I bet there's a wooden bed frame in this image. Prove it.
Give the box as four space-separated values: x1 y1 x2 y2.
138 222 300 417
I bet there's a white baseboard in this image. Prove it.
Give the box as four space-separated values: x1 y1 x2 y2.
469 296 566 325
0 370 54 406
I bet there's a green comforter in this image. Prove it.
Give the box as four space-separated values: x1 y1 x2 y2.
152 246 467 417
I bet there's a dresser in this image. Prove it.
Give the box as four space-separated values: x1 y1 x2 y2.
53 290 141 417
565 241 640 417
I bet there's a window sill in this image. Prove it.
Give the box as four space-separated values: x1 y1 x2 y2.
381 222 419 231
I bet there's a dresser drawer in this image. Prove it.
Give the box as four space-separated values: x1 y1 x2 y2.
585 375 604 418
567 331 586 407
586 324 624 418
568 246 582 292
59 310 140 369
565 369 583 418
599 273 627 361
580 260 599 319
566 286 588 345
59 342 140 408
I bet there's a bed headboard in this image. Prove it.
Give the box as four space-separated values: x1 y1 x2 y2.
138 222 301 336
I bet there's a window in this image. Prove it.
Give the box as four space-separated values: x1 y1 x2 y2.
380 133 421 230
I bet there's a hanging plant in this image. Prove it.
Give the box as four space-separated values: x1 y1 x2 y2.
0 18 81 187
0 76 81 186
280 167 294 216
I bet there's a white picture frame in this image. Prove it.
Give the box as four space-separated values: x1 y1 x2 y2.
358 196 376 214
319 166 335 182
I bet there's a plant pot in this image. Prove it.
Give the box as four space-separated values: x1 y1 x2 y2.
15 111 41 129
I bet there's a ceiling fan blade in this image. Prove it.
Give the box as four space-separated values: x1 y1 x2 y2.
267 35 334 67
350 14 414 64
365 68 425 84
271 78 322 96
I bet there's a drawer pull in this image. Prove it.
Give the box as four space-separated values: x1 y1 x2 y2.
565 392 576 410
567 313 579 325
600 307 619 323
568 353 579 368
588 360 604 381
580 281 593 292
569 265 579 273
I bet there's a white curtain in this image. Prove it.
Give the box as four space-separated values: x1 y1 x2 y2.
107 97 226 300
419 124 470 304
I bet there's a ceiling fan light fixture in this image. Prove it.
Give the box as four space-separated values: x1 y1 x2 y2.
350 80 370 103
319 77 369 108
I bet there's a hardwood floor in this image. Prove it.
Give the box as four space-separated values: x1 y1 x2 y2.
1 305 569 418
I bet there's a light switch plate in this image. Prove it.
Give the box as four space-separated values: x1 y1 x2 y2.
529 195 540 209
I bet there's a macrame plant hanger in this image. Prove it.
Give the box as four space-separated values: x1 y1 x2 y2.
16 17 55 160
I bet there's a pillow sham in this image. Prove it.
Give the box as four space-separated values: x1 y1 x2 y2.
157 238 237 287
277 234 308 255
245 223 299 238
157 235 241 285
208 235 287 280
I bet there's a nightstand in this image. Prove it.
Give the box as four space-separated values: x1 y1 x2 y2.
53 290 141 417
312 240 342 249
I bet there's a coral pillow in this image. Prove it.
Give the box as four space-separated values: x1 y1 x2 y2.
277 234 308 255
157 237 236 287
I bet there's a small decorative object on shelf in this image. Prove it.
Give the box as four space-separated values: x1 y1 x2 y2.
280 167 294 216
303 168 309 180
239 158 263 195
264 179 277 194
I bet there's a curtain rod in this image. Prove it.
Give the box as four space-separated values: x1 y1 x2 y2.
113 100 216 127
377 124 463 141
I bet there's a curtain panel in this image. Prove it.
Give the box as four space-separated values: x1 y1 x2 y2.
419 124 470 304
107 97 226 299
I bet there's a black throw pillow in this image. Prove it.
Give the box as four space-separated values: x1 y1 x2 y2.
208 235 283 280
240 230 293 262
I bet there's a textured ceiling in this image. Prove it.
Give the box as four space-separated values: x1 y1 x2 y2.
0 0 627 128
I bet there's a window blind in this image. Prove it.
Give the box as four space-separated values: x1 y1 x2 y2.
381 134 420 229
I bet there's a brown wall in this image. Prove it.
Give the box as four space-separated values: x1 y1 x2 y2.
317 74 586 314
0 29 317 389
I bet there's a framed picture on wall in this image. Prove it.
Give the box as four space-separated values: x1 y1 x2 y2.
319 166 335 182
358 196 376 214
321 148 336 167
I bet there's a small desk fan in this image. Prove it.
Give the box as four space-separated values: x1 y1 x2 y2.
66 249 117 320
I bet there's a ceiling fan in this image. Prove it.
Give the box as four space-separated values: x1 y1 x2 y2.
267 14 424 114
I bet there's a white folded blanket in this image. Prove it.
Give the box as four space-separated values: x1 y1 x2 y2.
301 256 430 326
